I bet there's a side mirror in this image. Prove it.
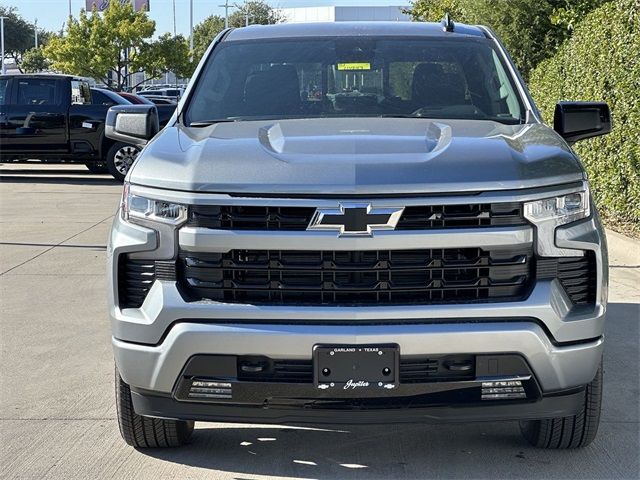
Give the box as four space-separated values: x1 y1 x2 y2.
553 101 611 144
105 105 159 146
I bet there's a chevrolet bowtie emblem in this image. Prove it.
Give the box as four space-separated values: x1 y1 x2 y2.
307 204 404 236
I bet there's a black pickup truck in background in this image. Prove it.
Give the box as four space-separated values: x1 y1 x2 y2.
0 74 176 181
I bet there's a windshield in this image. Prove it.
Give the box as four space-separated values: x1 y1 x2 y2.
186 36 524 125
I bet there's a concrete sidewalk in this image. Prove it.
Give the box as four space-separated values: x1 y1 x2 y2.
1 164 638 479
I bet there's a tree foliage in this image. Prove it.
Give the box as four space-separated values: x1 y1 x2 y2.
0 6 33 62
191 1 284 63
0 6 54 70
20 47 51 73
44 1 193 90
137 33 194 82
229 0 285 28
406 0 609 79
191 15 226 62
529 0 640 230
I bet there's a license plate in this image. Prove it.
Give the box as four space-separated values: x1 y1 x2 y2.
313 344 399 393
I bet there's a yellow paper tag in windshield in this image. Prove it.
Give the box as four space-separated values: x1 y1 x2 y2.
337 62 371 71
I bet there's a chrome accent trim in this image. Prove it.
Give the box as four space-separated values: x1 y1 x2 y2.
129 182 587 207
178 225 533 253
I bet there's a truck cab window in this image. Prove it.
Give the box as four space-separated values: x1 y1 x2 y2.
91 90 115 106
16 79 60 106
0 79 9 105
71 80 91 105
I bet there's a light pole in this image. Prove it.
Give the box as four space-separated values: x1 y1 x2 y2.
237 2 251 27
172 0 176 37
68 0 72 18
35 18 38 48
0 17 6 75
219 0 231 28
189 0 194 62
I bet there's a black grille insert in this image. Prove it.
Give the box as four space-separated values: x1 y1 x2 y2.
537 252 597 305
118 256 155 308
178 247 533 306
399 202 524 229
188 203 525 231
236 356 475 384
188 206 316 230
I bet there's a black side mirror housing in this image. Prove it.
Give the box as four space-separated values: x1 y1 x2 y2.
553 101 611 144
105 105 159 146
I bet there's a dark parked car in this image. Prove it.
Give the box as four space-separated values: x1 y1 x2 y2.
138 87 183 100
143 95 178 105
0 74 146 180
117 92 177 125
0 76 177 180
117 91 152 104
91 87 132 106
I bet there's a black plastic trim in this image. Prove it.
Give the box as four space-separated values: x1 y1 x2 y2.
130 389 584 425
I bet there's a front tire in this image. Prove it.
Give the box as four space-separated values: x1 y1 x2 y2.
519 359 602 449
106 142 140 182
115 366 194 448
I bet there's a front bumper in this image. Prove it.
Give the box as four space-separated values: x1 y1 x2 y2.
113 320 603 394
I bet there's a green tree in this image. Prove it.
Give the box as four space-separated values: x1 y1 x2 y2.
529 0 640 231
406 0 609 79
0 6 54 70
191 15 225 62
229 0 285 27
191 1 284 63
44 1 155 90
136 33 195 86
20 47 51 73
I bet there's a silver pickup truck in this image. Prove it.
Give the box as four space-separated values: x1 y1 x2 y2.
106 19 611 449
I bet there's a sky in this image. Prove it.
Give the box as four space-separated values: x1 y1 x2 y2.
6 0 406 38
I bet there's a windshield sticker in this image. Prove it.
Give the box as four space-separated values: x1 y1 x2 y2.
337 62 371 71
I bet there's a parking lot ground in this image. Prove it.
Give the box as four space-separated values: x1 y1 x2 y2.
1 163 639 480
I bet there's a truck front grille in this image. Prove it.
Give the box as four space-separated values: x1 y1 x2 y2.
187 203 525 230
177 247 533 306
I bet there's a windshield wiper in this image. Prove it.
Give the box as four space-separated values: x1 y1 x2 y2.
378 114 522 125
189 118 242 127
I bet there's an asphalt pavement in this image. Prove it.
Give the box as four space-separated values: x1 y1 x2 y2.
1 163 638 480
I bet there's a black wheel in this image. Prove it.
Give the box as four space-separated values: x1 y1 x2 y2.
106 142 140 182
519 359 602 449
85 162 109 174
115 366 194 448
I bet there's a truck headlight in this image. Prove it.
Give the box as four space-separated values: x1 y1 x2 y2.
524 190 590 227
121 182 187 225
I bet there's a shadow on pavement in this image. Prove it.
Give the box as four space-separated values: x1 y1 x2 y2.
139 302 639 479
0 168 120 186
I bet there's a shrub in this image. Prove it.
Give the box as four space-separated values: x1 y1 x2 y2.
528 0 640 232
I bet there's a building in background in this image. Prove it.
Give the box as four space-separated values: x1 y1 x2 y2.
278 5 410 23
85 1 150 12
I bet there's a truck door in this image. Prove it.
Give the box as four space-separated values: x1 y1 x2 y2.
3 77 68 154
0 77 11 153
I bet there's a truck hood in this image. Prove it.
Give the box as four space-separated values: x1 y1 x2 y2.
130 117 583 195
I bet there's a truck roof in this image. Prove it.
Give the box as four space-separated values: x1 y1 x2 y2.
0 73 90 82
225 21 488 42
